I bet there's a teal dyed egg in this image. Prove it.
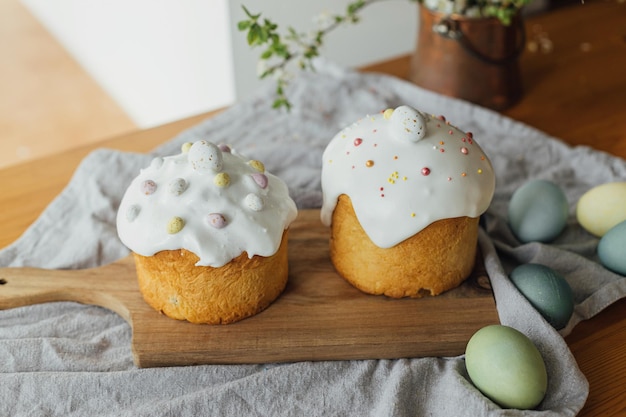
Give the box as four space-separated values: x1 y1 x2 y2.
508 180 569 243
510 264 574 330
465 325 548 410
598 220 626 275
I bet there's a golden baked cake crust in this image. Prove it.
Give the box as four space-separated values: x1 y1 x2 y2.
133 231 289 324
330 195 477 298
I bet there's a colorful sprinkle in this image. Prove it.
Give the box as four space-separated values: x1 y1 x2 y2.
249 160 265 173
206 213 227 229
461 172 467 177
168 178 188 195
140 180 157 195
448 130 454 135
387 172 397 183
166 217 185 234
461 147 469 155
245 193 264 211
214 172 231 188
366 160 375 168
251 173 268 189
411 213 416 218
437 115 446 122
477 169 483 174
354 138 363 146
126 205 140 222
421 167 431 176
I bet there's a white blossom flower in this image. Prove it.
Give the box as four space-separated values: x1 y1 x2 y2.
256 59 269 77
313 11 334 29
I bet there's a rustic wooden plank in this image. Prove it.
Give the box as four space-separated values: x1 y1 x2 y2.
0 209 498 367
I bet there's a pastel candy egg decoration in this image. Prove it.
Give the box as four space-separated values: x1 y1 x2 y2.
206 213 227 229
188 140 223 173
510 264 574 330
126 205 141 222
140 179 157 195
465 325 548 410
168 178 188 195
597 219 626 275
213 172 231 188
251 173 269 189
166 216 185 234
576 182 626 237
249 160 265 173
508 179 569 243
388 105 427 143
245 193 264 211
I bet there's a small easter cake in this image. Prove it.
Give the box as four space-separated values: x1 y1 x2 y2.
117 140 298 324
320 105 495 298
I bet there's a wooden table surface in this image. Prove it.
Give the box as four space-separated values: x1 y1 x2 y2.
1 1 624 415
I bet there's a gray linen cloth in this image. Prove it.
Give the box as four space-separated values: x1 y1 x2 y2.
1 61 625 416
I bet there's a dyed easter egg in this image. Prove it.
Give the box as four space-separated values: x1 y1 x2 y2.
465 325 548 410
598 220 626 275
508 180 569 243
576 182 626 237
510 264 574 330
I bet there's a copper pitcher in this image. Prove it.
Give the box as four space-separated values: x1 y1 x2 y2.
410 5 525 110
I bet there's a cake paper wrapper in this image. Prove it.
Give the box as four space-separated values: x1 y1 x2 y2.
2 60 625 416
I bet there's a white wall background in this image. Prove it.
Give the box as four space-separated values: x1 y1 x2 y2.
20 0 417 128
228 0 418 102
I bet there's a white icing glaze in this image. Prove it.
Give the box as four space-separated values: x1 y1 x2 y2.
320 105 495 248
117 141 298 267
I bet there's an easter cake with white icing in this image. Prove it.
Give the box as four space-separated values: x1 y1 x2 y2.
117 140 297 324
320 105 495 297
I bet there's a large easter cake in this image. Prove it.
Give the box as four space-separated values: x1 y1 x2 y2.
321 105 495 297
117 140 298 324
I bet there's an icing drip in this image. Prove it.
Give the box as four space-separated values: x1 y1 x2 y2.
320 105 495 248
117 141 298 267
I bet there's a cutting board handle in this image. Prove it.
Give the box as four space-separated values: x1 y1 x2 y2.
0 256 137 322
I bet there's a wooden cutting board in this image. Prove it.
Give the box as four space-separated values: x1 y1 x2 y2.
0 209 499 367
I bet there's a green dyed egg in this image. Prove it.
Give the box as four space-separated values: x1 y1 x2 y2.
465 325 548 410
508 180 569 243
598 219 626 275
510 264 574 330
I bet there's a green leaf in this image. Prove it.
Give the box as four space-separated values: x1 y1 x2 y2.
247 26 259 45
241 5 260 20
237 20 251 31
